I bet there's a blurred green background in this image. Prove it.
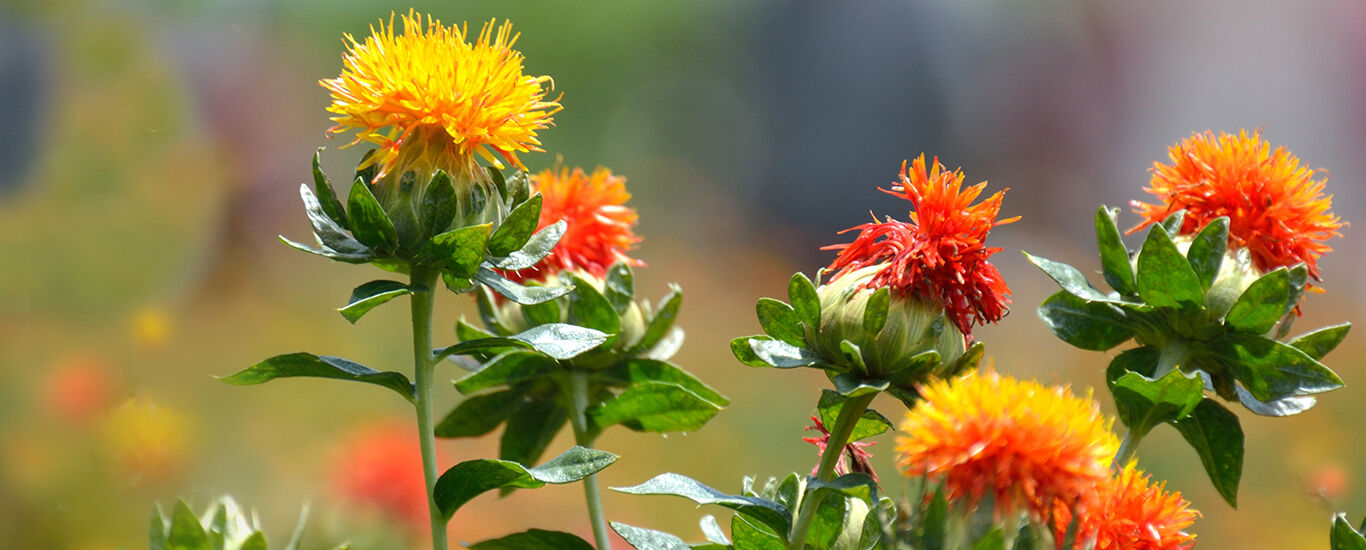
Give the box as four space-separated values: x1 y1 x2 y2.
3 0 1365 548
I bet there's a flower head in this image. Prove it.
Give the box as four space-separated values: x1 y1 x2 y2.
824 155 1017 335
43 355 117 425
506 165 643 282
321 11 560 179
804 415 878 482
896 370 1118 518
102 397 189 483
333 420 436 533
1054 464 1198 550
1131 130 1342 281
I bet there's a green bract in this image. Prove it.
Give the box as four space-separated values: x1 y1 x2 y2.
731 269 982 407
1028 205 1351 508
147 496 347 550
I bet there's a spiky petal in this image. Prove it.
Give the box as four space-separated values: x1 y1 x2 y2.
803 415 879 482
505 165 643 282
1055 464 1199 550
824 155 1017 335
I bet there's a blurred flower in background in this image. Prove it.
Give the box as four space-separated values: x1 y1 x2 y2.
101 397 189 485
42 355 119 426
331 420 438 536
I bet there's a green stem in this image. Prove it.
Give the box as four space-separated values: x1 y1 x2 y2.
1112 341 1189 470
410 266 448 550
786 392 877 550
1112 428 1144 470
566 369 612 549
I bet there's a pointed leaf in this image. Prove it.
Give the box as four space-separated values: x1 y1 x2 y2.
220 353 414 402
747 338 819 368
1095 206 1136 295
1207 334 1343 401
434 447 616 518
613 473 792 535
149 505 167 550
1235 386 1317 417
297 185 368 256
817 390 892 442
493 220 566 271
1187 217 1229 290
346 177 398 250
420 170 458 236
168 500 211 550
611 522 690 550
419 224 493 277
789 272 822 329
757 297 805 347
1023 252 1111 301
1105 346 1161 383
569 274 622 334
435 390 522 438
700 515 730 545
1136 227 1204 307
1289 323 1351 360
1038 291 1134 351
240 533 267 550
1111 369 1204 436
833 373 888 397
453 350 557 394
477 266 574 305
488 193 543 256
511 323 610 360
1332 514 1366 550
591 381 721 433
526 446 619 483
604 262 636 315
1160 209 1186 234
338 280 411 323
1225 268 1293 334
621 359 729 406
312 149 348 228
468 529 594 550
863 287 890 336
633 284 682 352
1173 398 1243 507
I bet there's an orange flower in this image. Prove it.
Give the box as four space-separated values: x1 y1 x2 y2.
43 356 117 425
1054 464 1198 550
505 165 643 282
824 155 1017 335
333 420 437 533
896 370 1117 518
1131 130 1342 280
320 11 560 178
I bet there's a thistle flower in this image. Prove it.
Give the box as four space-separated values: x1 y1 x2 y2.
896 370 1117 518
803 415 878 482
321 11 559 180
1054 464 1198 550
825 155 1017 336
1131 130 1342 281
505 165 643 283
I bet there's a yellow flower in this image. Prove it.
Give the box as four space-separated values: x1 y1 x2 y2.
896 370 1118 518
320 11 560 179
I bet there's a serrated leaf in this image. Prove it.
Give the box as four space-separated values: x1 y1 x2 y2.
468 529 594 550
1207 334 1343 401
420 170 458 236
338 280 411 323
493 221 566 271
817 390 892 442
346 177 398 250
634 284 682 353
1111 369 1204 436
569 273 622 334
1105 346 1160 384
477 266 574 305
311 149 348 229
610 522 690 550
488 193 543 256
419 224 493 278
221 353 414 402
1225 268 1293 334
604 263 635 315
757 297 805 347
747 338 819 368
613 473 792 535
435 390 522 438
1173 398 1243 507
1037 291 1134 351
591 381 721 433
1289 323 1351 360
789 272 822 329
1187 217 1229 290
1095 206 1136 295
1022 252 1111 302
434 447 617 518
453 350 557 394
1136 227 1204 308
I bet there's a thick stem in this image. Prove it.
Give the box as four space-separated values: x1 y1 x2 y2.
567 370 612 549
787 392 877 550
1112 428 1144 470
410 267 448 550
1112 341 1189 470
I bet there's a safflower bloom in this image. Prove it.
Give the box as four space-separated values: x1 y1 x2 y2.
1131 130 1341 281
320 11 560 179
505 165 643 282
824 155 1017 335
896 370 1117 517
1054 464 1198 550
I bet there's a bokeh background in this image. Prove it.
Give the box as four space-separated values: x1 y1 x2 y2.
3 0 1366 548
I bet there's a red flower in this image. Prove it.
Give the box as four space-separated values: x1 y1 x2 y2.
1131 130 1342 281
333 421 437 533
1054 464 1199 550
824 155 1017 335
504 165 643 282
803 416 878 482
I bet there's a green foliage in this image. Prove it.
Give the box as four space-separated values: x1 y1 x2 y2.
613 473 793 535
466 529 594 550
220 353 414 402
610 522 691 550
337 280 412 323
816 390 892 442
433 446 617 519
148 496 344 550
1332 514 1366 550
1173 399 1244 507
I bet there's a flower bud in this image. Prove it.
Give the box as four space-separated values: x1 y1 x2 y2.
808 265 966 377
496 270 648 353
368 137 507 250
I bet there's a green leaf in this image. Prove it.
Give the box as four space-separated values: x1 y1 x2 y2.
354 149 378 185
1332 514 1366 550
621 359 729 406
1289 323 1351 360
1225 268 1293 334
569 273 622 334
1173 398 1243 507
757 297 805 347
475 285 514 335
973 529 1005 550
833 373 888 397
1186 217 1229 290
346 177 398 250
863 287 890 337
434 446 617 518
418 224 493 278
493 221 566 271
221 353 414 402
312 148 348 229
809 473 878 502
747 338 819 368
1235 386 1317 417
805 495 846 549
435 390 522 438
1095 206 1136 294
1136 227 1204 308
443 272 476 294
817 390 892 442
500 399 568 469
1037 291 1134 351
922 485 948 550
1111 369 1204 436
1022 252 1110 302
168 500 211 550
453 350 557 394
604 263 636 315
731 336 770 367
591 381 721 433
731 514 785 550
468 529 594 550
477 266 574 305
338 280 411 324
420 170 458 236
510 323 610 360
1207 334 1344 401
1105 346 1160 383
610 522 689 550
434 337 533 361
488 193 543 256
700 515 730 545
634 284 682 352
1160 209 1186 234
521 294 561 327
613 473 792 535
296 184 369 257
789 272 822 329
